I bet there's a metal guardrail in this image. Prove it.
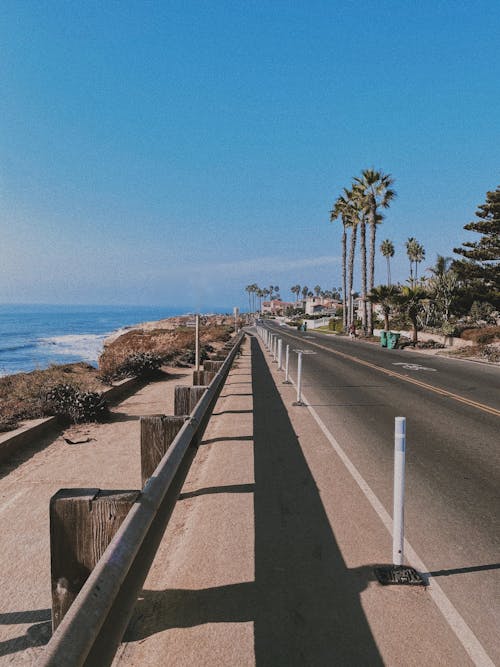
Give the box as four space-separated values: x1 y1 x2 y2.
37 332 245 667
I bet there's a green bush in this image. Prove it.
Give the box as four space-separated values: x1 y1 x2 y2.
44 384 108 424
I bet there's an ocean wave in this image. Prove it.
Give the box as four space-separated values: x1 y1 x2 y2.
38 333 109 362
0 342 37 353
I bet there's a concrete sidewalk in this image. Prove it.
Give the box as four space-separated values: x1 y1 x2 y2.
114 333 473 666
0 366 193 666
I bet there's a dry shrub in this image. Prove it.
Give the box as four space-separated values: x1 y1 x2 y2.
99 322 232 378
0 363 106 431
461 326 500 344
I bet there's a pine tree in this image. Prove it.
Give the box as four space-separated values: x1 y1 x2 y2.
452 186 500 309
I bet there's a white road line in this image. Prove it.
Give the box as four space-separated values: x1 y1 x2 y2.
0 489 28 515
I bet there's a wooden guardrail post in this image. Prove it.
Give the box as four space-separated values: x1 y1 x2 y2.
193 369 217 385
140 415 186 487
174 385 207 416
49 488 140 631
203 360 224 372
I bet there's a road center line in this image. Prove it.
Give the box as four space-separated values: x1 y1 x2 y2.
275 328 500 418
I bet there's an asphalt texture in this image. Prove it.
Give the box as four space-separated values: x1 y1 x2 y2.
262 322 500 664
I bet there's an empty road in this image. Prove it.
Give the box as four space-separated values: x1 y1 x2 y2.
261 322 500 664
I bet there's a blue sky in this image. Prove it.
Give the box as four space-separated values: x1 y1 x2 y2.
1 1 499 311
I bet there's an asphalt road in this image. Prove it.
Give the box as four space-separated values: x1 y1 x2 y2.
261 322 500 664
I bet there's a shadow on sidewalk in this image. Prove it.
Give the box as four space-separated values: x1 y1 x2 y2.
249 334 382 666
124 336 382 665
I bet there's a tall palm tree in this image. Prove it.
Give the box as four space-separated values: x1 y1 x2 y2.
405 237 418 286
354 169 396 334
406 238 425 285
290 284 300 302
314 285 321 297
245 285 252 311
380 239 395 286
349 185 368 332
301 285 309 301
330 194 351 330
257 288 265 311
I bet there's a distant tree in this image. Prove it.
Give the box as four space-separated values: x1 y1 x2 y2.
291 284 301 301
394 285 427 343
368 285 400 331
314 285 321 297
245 285 252 311
301 286 309 300
405 238 425 286
452 185 500 310
380 239 395 286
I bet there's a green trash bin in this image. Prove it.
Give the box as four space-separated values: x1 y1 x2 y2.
380 331 388 347
387 332 400 349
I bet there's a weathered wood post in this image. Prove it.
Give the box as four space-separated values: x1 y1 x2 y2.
174 385 207 416
49 488 140 631
193 369 217 385
140 414 186 486
203 360 224 372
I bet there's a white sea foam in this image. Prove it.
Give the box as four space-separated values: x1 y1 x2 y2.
38 333 108 363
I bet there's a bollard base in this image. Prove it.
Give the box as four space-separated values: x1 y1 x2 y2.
374 565 426 586
283 380 292 384
292 400 305 406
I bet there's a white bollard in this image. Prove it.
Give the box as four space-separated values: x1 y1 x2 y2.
283 344 291 383
272 335 277 362
293 351 304 405
277 338 283 370
393 417 406 565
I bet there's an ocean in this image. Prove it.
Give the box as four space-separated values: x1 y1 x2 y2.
0 304 186 377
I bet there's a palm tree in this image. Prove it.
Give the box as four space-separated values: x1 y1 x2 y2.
368 284 399 331
245 285 253 311
405 238 426 286
405 238 418 286
301 285 309 301
339 187 360 328
395 285 427 343
314 285 321 297
330 193 352 330
350 185 368 333
291 284 301 302
257 288 265 311
354 169 396 334
427 254 452 277
380 239 395 286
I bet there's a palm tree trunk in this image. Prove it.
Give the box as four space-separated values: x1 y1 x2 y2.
368 209 376 334
360 217 367 333
347 224 357 327
387 257 391 286
342 224 347 330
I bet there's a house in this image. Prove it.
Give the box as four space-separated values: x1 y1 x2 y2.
261 299 295 316
304 296 341 316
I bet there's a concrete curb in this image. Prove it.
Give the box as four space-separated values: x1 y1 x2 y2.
0 376 143 466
